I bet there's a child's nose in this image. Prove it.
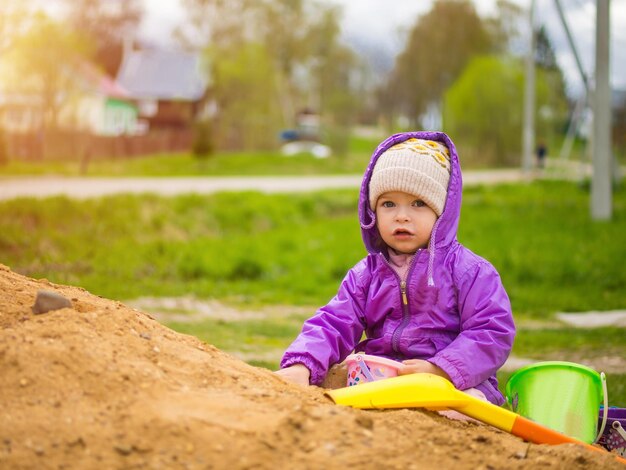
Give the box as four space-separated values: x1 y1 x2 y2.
395 207 410 221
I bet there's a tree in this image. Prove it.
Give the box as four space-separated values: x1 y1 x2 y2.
533 25 568 145
303 7 360 155
0 2 35 53
178 0 285 149
444 56 524 167
255 0 317 124
444 55 568 167
208 42 282 150
0 126 8 165
385 0 494 127
484 0 527 56
192 119 214 160
61 0 143 76
178 0 360 152
1 14 93 135
535 26 559 71
177 0 258 49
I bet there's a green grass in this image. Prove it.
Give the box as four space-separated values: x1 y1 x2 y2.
0 190 362 303
167 317 626 405
0 135 380 177
1 180 625 403
511 327 624 356
2 131 622 178
501 327 626 405
459 181 626 317
0 151 368 176
165 313 626 405
2 181 625 313
167 313 308 370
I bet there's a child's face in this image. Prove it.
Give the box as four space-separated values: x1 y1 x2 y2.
375 191 438 254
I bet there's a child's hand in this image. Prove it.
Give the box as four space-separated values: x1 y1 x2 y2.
397 359 451 381
275 364 311 386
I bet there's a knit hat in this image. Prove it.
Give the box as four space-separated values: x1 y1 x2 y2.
369 138 451 216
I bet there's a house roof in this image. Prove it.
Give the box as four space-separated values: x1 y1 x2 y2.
116 49 208 101
0 59 131 104
80 62 130 99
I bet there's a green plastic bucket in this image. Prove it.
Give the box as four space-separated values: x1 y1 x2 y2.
505 361 605 443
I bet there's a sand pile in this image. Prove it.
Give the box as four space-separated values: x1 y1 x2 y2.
0 264 621 469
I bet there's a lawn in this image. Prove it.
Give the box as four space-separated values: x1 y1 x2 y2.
2 181 623 312
0 135 382 177
1 180 624 404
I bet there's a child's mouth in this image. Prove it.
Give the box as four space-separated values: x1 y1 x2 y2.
393 229 413 238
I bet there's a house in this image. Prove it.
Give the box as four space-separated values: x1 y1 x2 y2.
0 61 137 137
0 92 42 134
62 62 138 136
116 47 209 132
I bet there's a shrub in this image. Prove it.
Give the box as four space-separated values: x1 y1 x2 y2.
0 127 8 166
192 120 214 159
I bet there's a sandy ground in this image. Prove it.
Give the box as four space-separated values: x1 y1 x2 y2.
1 263 623 469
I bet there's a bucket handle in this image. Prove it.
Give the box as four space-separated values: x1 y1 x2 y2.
356 357 376 382
594 372 608 444
613 421 626 441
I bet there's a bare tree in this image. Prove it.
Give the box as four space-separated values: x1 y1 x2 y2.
385 0 494 127
0 2 36 53
176 0 259 49
2 13 92 134
62 0 143 76
178 0 360 152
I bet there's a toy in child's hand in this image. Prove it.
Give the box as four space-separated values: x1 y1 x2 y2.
345 354 400 386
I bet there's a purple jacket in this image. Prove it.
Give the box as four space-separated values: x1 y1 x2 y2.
281 131 515 404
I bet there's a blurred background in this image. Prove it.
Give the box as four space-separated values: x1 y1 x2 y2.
0 0 624 167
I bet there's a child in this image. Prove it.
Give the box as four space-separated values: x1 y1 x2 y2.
276 131 515 406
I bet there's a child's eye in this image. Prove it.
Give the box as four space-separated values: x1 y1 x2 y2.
412 200 426 207
380 201 395 208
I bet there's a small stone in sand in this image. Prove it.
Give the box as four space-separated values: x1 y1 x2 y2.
32 290 72 315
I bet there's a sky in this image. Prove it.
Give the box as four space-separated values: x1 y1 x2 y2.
138 0 626 97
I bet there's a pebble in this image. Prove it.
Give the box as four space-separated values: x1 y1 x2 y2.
114 444 133 456
31 290 72 315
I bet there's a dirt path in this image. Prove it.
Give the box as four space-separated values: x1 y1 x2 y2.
2 265 624 469
0 169 525 200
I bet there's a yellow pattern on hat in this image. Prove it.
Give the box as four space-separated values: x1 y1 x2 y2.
369 138 451 216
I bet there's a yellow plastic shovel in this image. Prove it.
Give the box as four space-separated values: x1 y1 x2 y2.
326 373 626 465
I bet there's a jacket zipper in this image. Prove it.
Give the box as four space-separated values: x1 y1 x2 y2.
386 252 420 354
400 281 408 305
391 280 411 354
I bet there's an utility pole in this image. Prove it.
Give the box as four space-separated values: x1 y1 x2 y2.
591 0 612 220
553 0 592 176
554 0 591 95
522 0 536 174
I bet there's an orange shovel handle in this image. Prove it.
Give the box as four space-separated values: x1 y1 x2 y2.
511 415 626 464
512 414 589 445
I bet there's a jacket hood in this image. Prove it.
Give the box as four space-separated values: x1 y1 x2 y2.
359 131 462 255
